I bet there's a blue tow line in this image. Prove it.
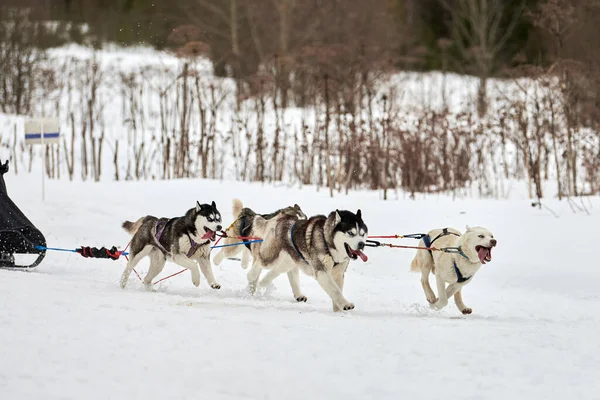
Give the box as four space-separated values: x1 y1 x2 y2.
35 239 263 257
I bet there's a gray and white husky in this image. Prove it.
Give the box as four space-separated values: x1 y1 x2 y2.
248 209 369 312
120 201 223 289
212 198 307 269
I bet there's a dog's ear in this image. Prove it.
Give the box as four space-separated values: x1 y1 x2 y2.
294 204 300 210
334 210 342 224
356 209 362 219
196 201 202 212
211 200 216 209
465 225 472 232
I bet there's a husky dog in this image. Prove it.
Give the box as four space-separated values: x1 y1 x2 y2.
212 199 307 269
410 226 497 314
120 201 223 289
248 209 368 312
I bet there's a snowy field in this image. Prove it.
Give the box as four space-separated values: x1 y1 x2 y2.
1 172 599 399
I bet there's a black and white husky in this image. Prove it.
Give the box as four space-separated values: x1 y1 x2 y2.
120 201 223 289
248 209 369 312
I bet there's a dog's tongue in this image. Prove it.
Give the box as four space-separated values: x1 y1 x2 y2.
201 230 214 240
478 247 492 264
350 248 368 262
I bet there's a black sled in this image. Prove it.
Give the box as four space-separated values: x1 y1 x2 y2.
0 160 46 268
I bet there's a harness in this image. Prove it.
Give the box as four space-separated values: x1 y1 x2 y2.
153 218 203 258
422 228 460 255
186 235 201 258
152 218 171 254
452 261 470 283
423 228 471 283
239 215 252 250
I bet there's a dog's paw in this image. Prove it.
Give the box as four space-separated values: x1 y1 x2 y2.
342 302 355 311
192 277 200 287
426 296 438 304
296 295 308 302
211 283 221 290
430 301 445 310
248 283 257 295
461 308 472 315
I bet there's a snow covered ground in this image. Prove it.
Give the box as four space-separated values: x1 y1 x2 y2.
1 173 599 399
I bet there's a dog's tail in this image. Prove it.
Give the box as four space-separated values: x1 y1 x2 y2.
122 217 143 236
409 239 431 272
410 256 421 272
232 198 244 219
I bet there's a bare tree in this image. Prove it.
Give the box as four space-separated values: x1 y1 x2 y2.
0 7 45 115
443 0 524 117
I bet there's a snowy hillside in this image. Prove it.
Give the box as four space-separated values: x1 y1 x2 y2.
1 172 599 399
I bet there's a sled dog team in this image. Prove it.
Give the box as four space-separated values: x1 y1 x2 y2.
121 199 497 314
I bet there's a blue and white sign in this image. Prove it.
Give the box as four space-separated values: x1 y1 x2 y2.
24 118 60 145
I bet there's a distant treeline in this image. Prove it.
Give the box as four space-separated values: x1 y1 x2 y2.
7 0 542 76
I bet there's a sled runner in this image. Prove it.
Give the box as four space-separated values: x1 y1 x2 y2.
0 160 46 268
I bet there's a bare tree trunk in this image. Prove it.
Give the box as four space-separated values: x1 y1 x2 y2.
91 129 97 180
114 139 120 181
324 74 333 198
230 0 242 107
81 122 88 180
567 127 577 196
549 96 562 200
255 93 265 182
272 103 281 181
12 124 18 174
194 75 208 178
277 0 291 108
96 130 104 182
477 75 488 118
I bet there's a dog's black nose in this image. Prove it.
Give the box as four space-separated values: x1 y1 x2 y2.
216 225 222 231
490 239 497 247
357 242 365 250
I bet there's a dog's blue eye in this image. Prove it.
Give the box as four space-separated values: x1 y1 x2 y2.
207 217 213 222
348 231 355 237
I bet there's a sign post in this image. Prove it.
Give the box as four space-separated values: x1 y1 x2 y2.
24 118 60 201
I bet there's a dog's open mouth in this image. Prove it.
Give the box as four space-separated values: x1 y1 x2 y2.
476 246 492 264
345 243 368 262
202 227 217 242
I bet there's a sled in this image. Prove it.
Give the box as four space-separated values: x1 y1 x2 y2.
0 160 46 269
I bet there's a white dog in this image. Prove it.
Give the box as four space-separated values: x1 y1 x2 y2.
410 226 496 314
